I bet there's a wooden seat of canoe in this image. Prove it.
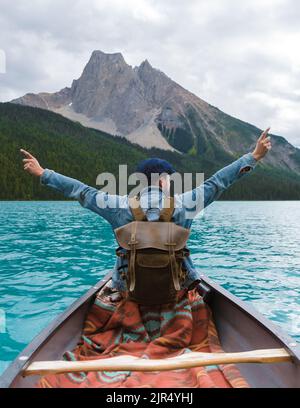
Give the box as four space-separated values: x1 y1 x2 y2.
23 348 292 377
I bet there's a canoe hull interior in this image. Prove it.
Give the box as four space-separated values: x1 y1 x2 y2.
211 288 300 388
5 300 91 388
0 272 299 388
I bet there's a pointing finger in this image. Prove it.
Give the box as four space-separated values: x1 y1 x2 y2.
259 127 271 141
263 127 271 138
20 149 34 159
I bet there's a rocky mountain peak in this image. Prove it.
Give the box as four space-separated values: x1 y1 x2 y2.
69 51 136 122
10 50 300 175
89 50 127 66
138 59 153 71
79 50 130 81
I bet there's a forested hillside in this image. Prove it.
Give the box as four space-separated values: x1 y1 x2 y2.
1 103 300 200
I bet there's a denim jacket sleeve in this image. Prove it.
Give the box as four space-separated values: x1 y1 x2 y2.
179 153 258 216
40 169 126 226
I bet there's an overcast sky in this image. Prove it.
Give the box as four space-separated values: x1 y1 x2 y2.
0 0 300 146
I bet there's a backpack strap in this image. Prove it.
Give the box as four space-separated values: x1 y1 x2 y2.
128 221 138 292
129 196 147 221
159 196 175 222
129 196 175 222
166 222 181 291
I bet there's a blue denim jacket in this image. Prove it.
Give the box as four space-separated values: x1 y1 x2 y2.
40 153 257 291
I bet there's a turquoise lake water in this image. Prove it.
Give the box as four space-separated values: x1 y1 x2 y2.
0 201 299 375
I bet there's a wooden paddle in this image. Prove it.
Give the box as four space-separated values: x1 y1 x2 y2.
23 348 291 377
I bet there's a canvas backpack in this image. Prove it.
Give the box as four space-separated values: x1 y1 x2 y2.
114 196 190 305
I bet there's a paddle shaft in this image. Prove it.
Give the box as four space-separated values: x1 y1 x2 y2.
23 348 291 377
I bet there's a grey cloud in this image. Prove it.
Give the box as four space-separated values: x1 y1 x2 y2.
0 0 299 146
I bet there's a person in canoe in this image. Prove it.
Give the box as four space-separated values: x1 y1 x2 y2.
20 128 271 304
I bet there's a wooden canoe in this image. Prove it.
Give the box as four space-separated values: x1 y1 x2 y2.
0 270 299 388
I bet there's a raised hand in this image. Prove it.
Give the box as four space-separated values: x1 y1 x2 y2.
252 128 272 161
20 149 45 177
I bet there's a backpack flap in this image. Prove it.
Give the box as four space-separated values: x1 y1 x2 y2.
115 221 190 251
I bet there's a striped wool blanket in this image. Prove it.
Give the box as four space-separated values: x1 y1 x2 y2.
37 284 249 388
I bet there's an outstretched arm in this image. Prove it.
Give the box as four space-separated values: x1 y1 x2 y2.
20 149 123 226
179 128 272 217
203 127 272 207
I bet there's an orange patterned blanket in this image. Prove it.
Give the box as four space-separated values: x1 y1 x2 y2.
37 285 249 388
